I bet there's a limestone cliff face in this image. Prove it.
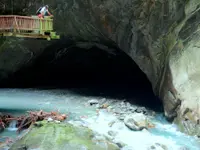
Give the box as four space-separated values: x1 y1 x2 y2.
1 0 200 135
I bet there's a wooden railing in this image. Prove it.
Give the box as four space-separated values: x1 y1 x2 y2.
0 15 53 33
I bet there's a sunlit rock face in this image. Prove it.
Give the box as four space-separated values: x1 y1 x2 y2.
1 0 200 135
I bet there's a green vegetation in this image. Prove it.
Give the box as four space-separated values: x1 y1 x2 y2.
10 121 119 150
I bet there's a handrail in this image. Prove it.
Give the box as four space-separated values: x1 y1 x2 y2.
0 15 59 40
0 15 53 33
0 15 52 20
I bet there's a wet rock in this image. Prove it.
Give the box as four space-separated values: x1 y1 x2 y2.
148 143 168 150
99 98 107 104
10 121 119 150
135 107 147 114
178 146 190 150
121 146 135 150
113 107 122 114
107 106 113 112
115 142 124 148
100 103 109 109
120 101 126 108
108 130 118 137
117 115 125 121
108 121 116 127
125 102 131 108
92 135 106 141
124 113 148 131
88 99 99 105
112 139 126 149
93 135 119 150
174 116 200 137
129 106 137 112
149 110 156 117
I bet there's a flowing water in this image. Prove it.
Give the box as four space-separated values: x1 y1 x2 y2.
0 88 199 150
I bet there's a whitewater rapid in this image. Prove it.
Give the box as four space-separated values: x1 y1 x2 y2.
0 88 199 150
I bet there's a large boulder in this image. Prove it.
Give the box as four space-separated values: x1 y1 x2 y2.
124 113 149 131
10 121 119 150
1 0 200 135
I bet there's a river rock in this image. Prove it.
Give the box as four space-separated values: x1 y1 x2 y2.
174 115 200 137
129 106 137 112
135 107 147 114
148 143 168 150
178 146 190 150
118 115 125 121
124 113 148 131
108 130 118 137
88 99 99 105
108 121 116 127
113 107 122 114
99 98 107 105
107 106 113 112
121 146 135 150
10 121 119 150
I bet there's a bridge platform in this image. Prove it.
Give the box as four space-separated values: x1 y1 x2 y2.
0 15 60 40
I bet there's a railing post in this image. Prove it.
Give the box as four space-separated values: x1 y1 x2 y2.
45 19 48 31
14 16 16 34
39 19 43 34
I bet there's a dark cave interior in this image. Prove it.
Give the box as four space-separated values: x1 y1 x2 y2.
0 40 163 112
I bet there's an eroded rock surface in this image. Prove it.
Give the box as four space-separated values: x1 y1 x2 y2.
10 121 119 150
1 0 200 135
124 113 149 131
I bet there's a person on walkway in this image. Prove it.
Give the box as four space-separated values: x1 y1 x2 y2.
37 5 53 19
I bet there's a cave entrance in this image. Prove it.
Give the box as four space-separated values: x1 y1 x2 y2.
1 43 163 112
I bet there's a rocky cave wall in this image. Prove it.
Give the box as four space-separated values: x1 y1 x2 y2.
1 0 200 135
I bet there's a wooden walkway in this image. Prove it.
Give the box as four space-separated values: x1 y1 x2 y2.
0 15 60 40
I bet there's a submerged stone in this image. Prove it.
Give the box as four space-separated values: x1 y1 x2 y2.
10 121 119 150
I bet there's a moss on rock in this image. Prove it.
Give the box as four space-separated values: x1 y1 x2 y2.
10 121 119 150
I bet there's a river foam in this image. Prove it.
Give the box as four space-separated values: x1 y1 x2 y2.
0 88 199 150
